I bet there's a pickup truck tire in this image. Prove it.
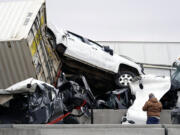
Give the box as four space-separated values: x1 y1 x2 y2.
115 71 136 87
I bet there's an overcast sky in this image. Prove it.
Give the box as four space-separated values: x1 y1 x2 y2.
46 0 180 42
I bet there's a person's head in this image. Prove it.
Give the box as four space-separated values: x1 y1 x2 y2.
149 93 155 99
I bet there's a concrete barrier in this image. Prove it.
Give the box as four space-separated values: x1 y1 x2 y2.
164 125 180 135
160 110 172 124
39 125 164 135
93 109 171 124
93 109 127 124
1 124 180 135
0 109 174 135
9 124 165 135
0 128 39 135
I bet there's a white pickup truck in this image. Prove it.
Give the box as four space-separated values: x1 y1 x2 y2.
47 24 143 91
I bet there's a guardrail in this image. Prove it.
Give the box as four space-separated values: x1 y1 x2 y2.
137 63 175 77
138 63 173 70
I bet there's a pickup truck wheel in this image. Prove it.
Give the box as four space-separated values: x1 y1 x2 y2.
116 71 136 87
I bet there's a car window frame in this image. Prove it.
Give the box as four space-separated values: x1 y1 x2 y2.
67 31 86 44
87 39 103 48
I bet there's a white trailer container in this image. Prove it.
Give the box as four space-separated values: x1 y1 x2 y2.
0 0 61 89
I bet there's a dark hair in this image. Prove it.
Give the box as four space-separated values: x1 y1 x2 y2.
149 93 155 99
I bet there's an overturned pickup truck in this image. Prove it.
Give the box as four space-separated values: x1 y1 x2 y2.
47 24 144 94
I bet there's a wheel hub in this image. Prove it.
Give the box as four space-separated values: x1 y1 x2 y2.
119 74 133 86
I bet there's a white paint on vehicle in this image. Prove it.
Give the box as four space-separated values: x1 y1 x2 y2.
125 74 171 124
48 23 142 75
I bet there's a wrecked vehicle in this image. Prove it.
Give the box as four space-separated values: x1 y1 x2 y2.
122 74 171 124
0 78 64 124
57 74 96 109
46 24 143 94
0 74 96 124
170 57 180 124
0 0 61 89
171 57 180 90
122 57 180 124
96 88 135 109
56 74 97 124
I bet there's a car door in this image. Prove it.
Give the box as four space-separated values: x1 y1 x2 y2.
64 32 91 63
88 40 115 72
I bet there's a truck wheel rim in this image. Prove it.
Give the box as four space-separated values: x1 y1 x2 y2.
119 74 133 86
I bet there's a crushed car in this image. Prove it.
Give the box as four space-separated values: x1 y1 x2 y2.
0 74 97 124
122 74 171 124
0 78 65 124
56 74 97 124
46 23 144 94
96 88 135 109
122 57 180 124
0 71 142 124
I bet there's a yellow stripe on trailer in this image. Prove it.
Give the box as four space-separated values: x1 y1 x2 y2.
30 15 45 56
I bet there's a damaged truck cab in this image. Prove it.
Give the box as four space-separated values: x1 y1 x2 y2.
47 23 143 93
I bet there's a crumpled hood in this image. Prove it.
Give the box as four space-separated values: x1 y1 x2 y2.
0 78 55 105
0 78 54 94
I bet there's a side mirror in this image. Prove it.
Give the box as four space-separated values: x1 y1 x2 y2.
104 46 113 55
64 31 69 37
62 35 66 39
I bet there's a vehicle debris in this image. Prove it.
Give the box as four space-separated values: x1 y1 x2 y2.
122 74 171 124
0 74 97 124
96 88 134 109
171 107 180 124
170 57 180 124
2 0 180 125
0 78 64 124
122 57 180 124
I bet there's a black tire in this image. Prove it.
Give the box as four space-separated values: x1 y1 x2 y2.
115 71 136 87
